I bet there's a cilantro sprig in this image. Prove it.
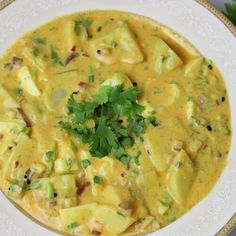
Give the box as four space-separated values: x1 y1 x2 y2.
74 17 93 36
59 84 158 164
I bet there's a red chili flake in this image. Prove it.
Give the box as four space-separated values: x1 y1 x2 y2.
77 181 90 196
91 230 101 236
65 52 78 65
71 45 77 52
0 134 3 139
14 161 19 168
78 81 89 89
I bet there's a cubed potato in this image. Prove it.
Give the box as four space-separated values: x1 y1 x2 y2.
86 157 124 183
137 170 161 215
60 203 97 227
144 118 188 172
165 84 180 107
34 174 77 200
23 47 46 72
187 139 203 155
7 183 24 199
54 158 78 174
54 143 79 174
167 150 195 204
0 85 19 108
154 38 183 75
88 26 144 64
144 134 169 172
64 21 77 52
23 101 43 123
0 118 25 133
2 133 29 179
101 72 133 89
101 185 131 207
186 99 196 121
184 57 204 78
18 66 41 97
94 205 136 234
30 162 46 178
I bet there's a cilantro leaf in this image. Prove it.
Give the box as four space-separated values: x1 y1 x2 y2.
67 95 97 123
95 86 111 105
90 117 118 157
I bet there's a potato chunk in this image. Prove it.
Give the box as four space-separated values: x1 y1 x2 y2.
64 21 77 52
101 185 132 207
167 150 195 204
60 203 97 227
88 26 144 64
94 205 136 234
54 143 79 174
101 72 133 89
0 118 26 155
18 66 41 97
184 57 204 78
154 38 183 74
23 47 46 72
0 85 19 108
137 170 161 215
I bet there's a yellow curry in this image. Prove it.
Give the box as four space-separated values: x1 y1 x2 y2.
0 11 231 236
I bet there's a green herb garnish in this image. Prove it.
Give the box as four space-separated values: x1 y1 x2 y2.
33 37 47 45
51 46 64 66
87 65 95 83
96 26 102 32
66 158 73 170
47 183 55 200
67 222 79 229
147 116 159 127
175 161 183 169
117 212 126 217
110 40 118 48
44 142 57 176
81 159 91 168
32 47 40 57
59 84 155 164
74 17 93 36
93 176 102 185
26 180 41 190
12 87 23 97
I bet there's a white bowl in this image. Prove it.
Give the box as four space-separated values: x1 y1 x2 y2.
0 0 236 235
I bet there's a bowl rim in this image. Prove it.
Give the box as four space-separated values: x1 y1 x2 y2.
194 2 236 236
0 0 235 236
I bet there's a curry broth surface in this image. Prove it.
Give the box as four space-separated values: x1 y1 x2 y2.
0 11 231 236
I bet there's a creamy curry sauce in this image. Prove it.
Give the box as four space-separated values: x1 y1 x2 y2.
0 11 231 236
